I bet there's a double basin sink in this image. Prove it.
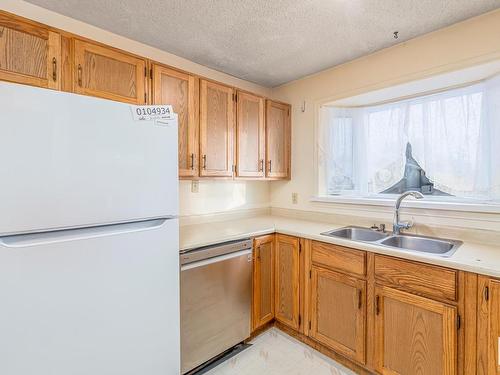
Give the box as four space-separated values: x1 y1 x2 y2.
321 226 462 257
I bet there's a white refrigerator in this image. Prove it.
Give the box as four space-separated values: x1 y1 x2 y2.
0 82 180 375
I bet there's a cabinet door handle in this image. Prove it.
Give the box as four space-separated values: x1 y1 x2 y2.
202 155 207 170
52 57 57 82
77 64 82 87
190 153 195 170
268 160 272 173
375 295 380 315
259 159 264 172
358 289 362 309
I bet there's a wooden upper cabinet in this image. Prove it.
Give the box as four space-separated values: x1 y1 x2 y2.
275 234 300 330
73 39 146 104
152 64 199 177
0 13 60 89
199 79 234 177
253 234 275 331
375 285 457 375
310 266 366 364
477 276 500 375
266 100 290 179
236 91 265 178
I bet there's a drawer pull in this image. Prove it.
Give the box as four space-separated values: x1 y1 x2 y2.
202 155 207 170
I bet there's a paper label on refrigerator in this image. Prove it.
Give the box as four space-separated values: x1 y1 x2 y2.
130 105 174 122
155 118 176 127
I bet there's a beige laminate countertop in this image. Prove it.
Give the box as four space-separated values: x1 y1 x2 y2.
180 215 500 278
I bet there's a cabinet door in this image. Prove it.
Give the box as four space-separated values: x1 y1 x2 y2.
275 234 300 330
266 100 290 179
236 91 265 178
152 65 199 177
310 266 366 364
73 39 146 104
375 285 457 375
253 234 275 331
199 80 234 177
0 13 60 89
478 277 500 375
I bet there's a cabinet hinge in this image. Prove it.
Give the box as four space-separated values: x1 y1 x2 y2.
485 286 490 301
457 314 461 330
298 315 301 326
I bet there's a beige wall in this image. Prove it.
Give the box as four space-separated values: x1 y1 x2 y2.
179 180 270 217
1 0 273 218
270 9 500 230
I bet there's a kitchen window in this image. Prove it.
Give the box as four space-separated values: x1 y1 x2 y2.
319 75 500 204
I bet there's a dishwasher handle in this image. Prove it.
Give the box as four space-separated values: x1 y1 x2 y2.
180 249 252 271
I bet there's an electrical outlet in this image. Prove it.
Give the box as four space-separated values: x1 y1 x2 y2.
191 180 199 193
292 192 298 204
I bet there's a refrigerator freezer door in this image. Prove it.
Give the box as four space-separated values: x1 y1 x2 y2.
0 218 180 375
0 82 178 235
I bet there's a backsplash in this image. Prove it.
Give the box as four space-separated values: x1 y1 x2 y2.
179 180 270 219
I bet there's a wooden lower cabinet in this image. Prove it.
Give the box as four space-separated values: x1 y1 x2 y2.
309 266 366 364
252 234 275 331
477 276 500 375
374 285 457 375
249 237 484 375
274 234 300 330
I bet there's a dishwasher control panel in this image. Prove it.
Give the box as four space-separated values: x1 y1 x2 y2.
180 238 253 265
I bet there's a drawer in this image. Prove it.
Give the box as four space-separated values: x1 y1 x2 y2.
311 241 366 277
374 255 457 301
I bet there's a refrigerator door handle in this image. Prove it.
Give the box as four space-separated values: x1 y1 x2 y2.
0 218 170 248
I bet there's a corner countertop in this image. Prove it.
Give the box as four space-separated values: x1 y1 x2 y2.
180 215 500 278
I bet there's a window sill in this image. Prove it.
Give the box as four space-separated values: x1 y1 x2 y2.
310 195 500 214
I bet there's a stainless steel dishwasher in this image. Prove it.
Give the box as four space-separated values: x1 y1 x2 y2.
180 239 253 374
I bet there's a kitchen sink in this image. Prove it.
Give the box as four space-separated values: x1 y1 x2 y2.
321 226 390 242
380 235 461 256
321 226 462 257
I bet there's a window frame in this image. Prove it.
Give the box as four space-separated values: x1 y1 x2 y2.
314 74 500 214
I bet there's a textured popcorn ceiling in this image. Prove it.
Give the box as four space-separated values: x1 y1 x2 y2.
26 0 500 87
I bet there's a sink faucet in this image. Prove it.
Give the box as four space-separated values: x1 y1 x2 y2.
393 191 424 235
